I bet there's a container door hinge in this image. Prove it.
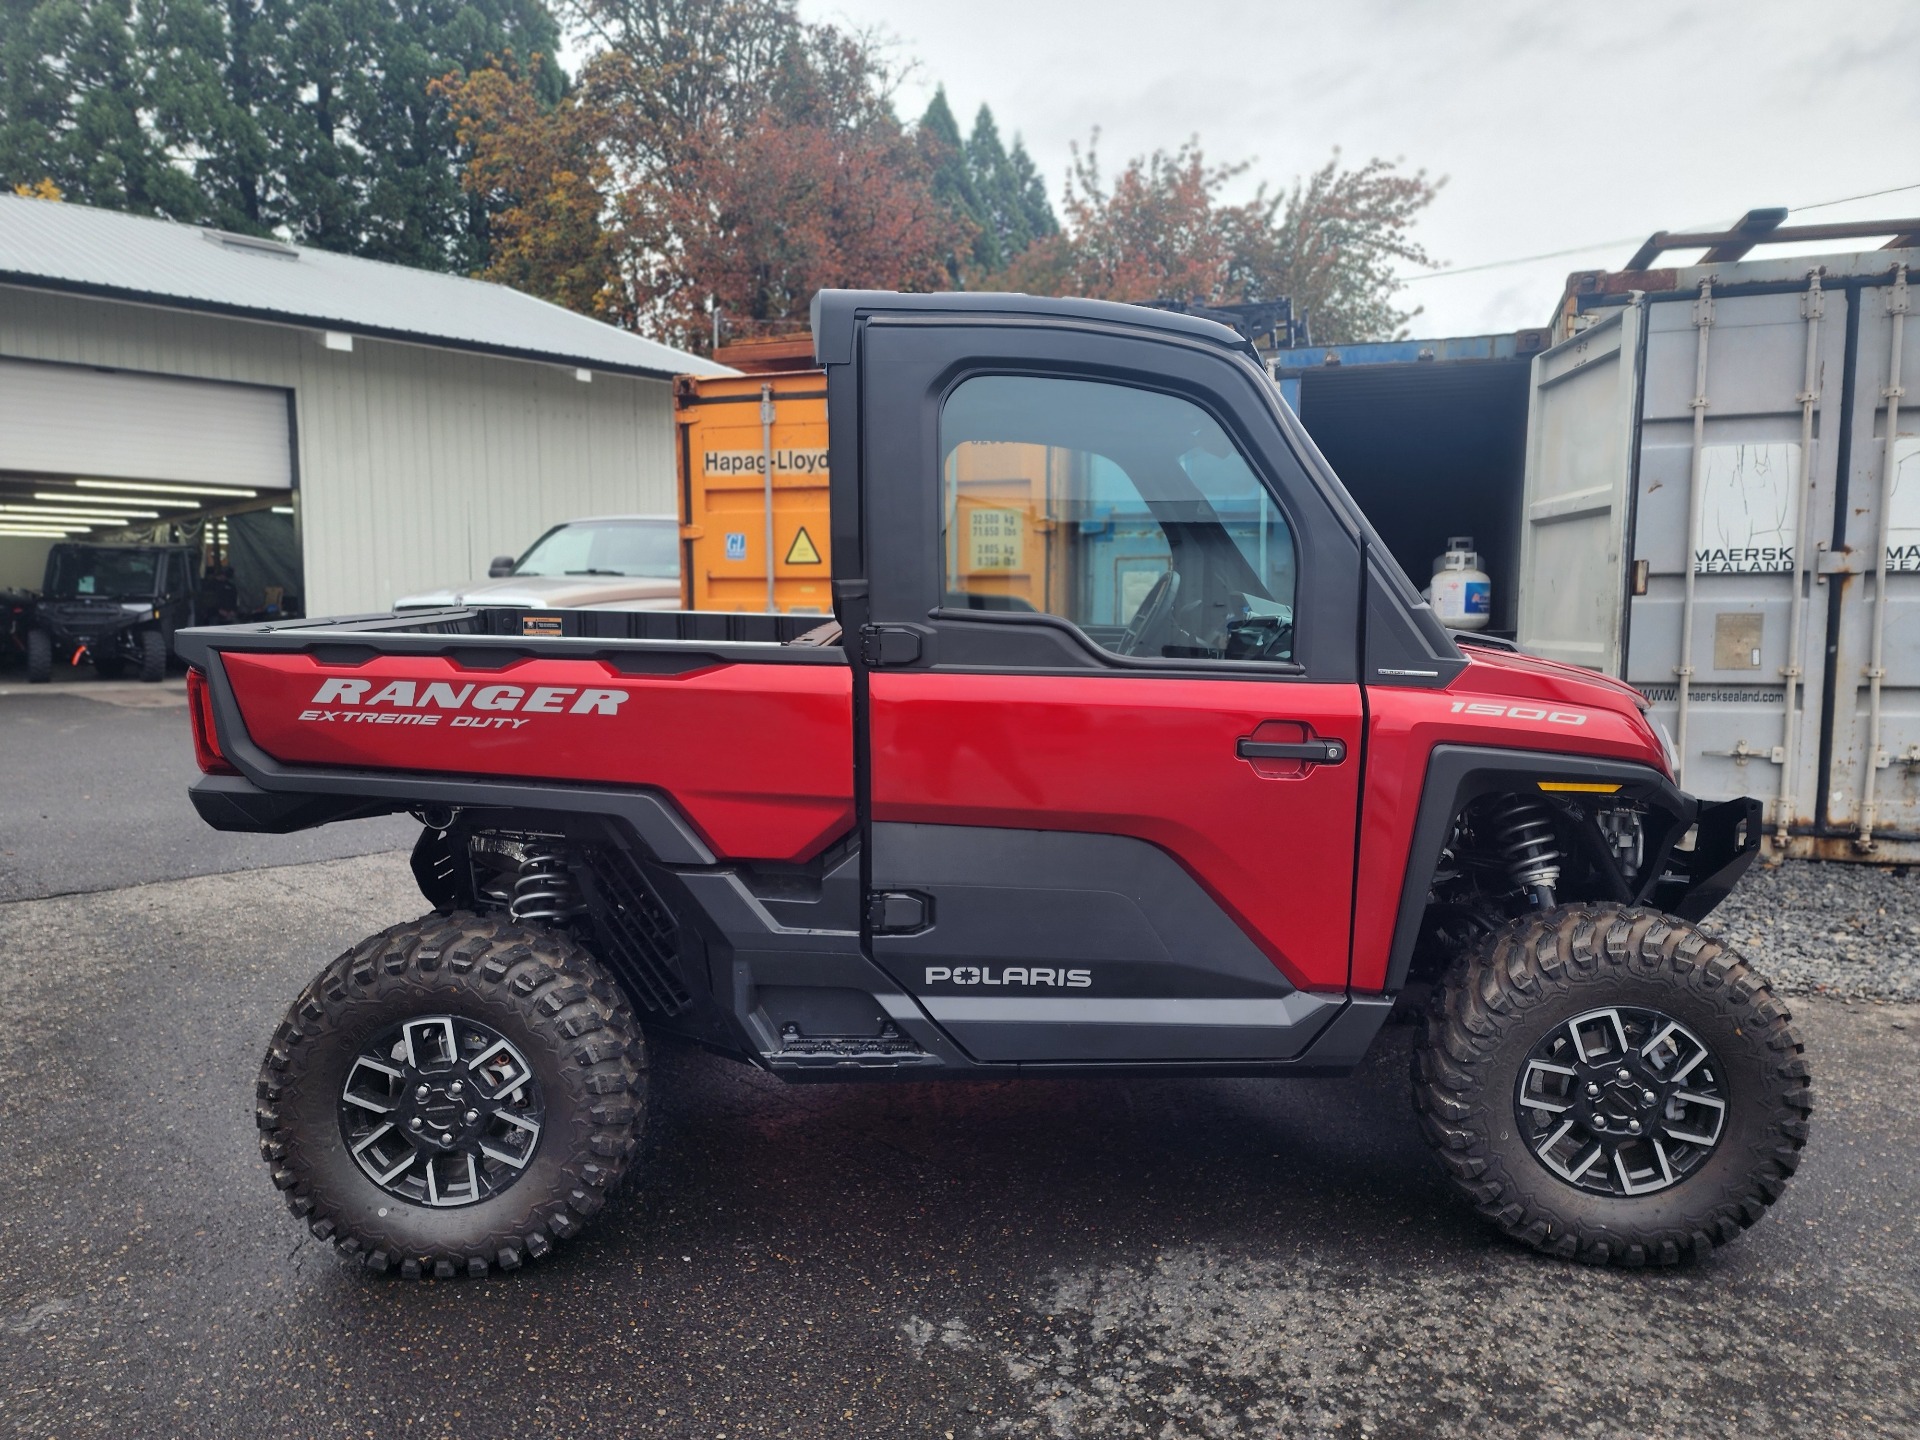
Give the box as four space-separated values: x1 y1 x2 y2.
859 625 921 667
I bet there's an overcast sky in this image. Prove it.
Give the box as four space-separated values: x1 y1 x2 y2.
797 0 1920 338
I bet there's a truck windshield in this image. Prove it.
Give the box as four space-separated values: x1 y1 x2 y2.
46 547 159 599
513 520 678 578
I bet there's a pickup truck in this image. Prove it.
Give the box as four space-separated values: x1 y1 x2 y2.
392 514 681 612
178 290 1809 1280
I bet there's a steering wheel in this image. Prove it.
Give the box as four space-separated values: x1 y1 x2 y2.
1118 569 1180 656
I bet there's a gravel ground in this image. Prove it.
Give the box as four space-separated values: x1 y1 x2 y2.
1709 859 1920 1001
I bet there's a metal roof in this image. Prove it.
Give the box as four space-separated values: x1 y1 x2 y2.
0 194 731 380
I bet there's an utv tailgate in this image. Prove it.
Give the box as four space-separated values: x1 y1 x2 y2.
204 644 854 863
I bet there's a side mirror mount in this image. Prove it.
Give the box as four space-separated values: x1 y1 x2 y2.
487 555 516 578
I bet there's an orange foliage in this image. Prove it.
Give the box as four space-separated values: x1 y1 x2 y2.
433 60 630 323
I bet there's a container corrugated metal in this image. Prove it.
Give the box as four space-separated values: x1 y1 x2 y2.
1529 246 1920 861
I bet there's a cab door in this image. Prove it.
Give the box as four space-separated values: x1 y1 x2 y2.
852 316 1365 1064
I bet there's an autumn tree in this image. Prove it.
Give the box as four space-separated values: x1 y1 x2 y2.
1000 133 1439 343
435 58 626 320
449 2 967 349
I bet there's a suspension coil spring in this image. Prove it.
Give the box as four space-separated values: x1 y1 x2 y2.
509 846 586 924
1487 794 1562 903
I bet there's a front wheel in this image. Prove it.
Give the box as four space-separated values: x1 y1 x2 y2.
137 628 167 682
256 912 648 1279
25 628 51 682
1413 904 1811 1265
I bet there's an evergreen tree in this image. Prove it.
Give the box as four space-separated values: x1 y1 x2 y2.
0 0 77 195
1006 133 1056 248
13 0 208 215
0 0 563 272
918 85 986 280
910 92 1058 284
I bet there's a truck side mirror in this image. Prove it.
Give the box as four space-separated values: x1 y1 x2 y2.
488 555 516 578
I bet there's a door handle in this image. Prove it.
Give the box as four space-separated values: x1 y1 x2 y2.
1236 737 1347 764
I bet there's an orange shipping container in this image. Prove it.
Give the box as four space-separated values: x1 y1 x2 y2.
675 343 1066 616
675 370 833 615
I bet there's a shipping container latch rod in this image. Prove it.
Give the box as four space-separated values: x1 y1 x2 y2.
1857 263 1909 851
761 384 778 616
1674 279 1715 790
1776 271 1825 850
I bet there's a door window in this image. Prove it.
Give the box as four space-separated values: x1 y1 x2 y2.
940 375 1296 662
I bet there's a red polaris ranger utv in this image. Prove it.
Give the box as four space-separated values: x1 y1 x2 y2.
179 291 1808 1279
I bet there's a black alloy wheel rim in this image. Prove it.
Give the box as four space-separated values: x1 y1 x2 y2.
338 1015 545 1208
1513 1005 1728 1197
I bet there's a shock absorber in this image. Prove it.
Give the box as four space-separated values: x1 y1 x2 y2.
509 844 585 925
1487 794 1561 909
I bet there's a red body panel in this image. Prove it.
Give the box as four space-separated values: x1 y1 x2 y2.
869 671 1364 992
220 651 854 863
1348 650 1669 993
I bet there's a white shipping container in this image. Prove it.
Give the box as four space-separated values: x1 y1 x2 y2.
1518 246 1919 860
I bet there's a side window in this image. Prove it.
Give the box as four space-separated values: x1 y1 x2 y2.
939 374 1296 662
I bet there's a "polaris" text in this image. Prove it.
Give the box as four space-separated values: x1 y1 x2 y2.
925 966 1092 988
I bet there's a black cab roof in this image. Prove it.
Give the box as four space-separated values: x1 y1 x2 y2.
809 289 1258 367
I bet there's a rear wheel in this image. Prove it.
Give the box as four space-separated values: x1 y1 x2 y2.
1412 903 1811 1265
137 628 167 682
257 911 648 1278
25 628 51 682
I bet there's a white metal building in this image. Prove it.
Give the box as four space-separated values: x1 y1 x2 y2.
0 194 727 614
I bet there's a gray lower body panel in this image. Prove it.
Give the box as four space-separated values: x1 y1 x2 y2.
918 992 1343 1063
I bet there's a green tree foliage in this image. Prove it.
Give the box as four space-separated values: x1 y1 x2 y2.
964 104 1055 270
0 0 563 271
915 86 1056 284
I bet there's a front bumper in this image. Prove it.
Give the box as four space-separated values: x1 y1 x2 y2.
1666 795 1763 922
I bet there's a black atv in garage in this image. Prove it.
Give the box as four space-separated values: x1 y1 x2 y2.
27 543 200 683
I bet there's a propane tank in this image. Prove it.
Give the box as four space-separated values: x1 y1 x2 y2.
1430 536 1491 631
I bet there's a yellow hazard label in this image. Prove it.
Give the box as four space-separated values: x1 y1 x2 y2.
785 527 823 565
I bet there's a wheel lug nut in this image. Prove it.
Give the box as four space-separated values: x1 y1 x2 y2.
1616 1068 1630 1081
415 1084 430 1101
1642 1089 1657 1105
409 1117 424 1131
1585 1082 1601 1098
1592 1115 1607 1129
464 1110 479 1124
449 1081 463 1096
1628 1120 1642 1134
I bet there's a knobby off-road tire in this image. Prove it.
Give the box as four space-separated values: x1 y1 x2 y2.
257 911 647 1279
25 628 50 682
137 628 167 682
1413 903 1811 1266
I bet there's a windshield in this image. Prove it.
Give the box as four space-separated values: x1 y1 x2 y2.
513 519 679 579
46 547 160 599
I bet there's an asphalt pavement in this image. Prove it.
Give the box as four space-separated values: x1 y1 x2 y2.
0 678 416 900
1 850 1915 1440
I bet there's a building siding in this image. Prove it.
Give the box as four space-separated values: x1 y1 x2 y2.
0 285 677 613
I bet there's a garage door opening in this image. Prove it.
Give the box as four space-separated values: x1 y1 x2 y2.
0 357 302 621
